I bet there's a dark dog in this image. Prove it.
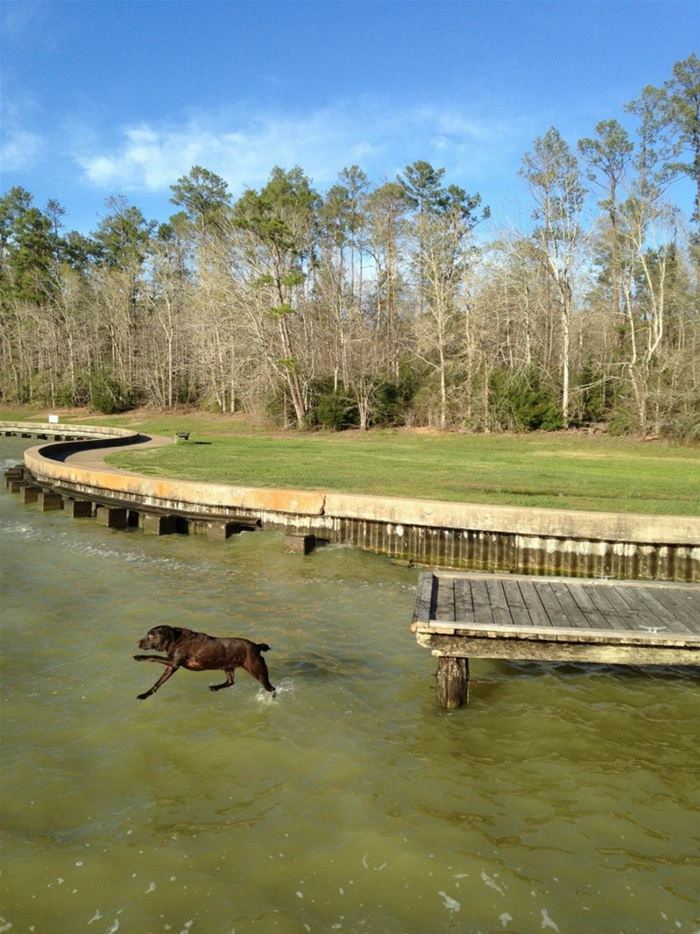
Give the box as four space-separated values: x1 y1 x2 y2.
134 625 275 700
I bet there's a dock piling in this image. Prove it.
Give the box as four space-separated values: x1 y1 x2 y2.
96 506 128 529
19 484 40 505
283 533 317 555
141 513 178 535
64 498 94 518
436 656 469 709
38 490 63 511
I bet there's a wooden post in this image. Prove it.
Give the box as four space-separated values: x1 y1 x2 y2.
436 656 469 709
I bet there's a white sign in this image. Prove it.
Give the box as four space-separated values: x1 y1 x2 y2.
48 414 59 424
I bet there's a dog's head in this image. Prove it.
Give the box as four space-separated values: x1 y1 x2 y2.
138 625 181 651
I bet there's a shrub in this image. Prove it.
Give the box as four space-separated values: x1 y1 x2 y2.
490 368 563 431
89 373 133 414
307 386 358 431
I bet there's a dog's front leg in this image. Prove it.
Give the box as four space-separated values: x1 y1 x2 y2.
133 654 171 664
137 665 177 700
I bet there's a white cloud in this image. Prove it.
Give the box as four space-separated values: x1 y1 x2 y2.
0 127 43 171
0 75 44 172
74 101 518 197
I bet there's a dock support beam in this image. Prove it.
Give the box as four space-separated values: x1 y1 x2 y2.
20 484 40 504
64 498 94 518
142 513 177 535
38 490 63 511
96 506 128 529
283 533 317 555
435 657 469 709
206 521 235 541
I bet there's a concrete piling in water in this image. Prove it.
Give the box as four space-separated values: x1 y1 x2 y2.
38 490 63 511
64 498 94 518
206 521 234 541
96 506 128 529
283 533 317 555
141 513 177 535
19 484 40 505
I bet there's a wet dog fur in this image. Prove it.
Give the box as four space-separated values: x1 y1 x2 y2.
134 625 275 700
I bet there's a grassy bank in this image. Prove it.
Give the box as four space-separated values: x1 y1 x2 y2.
2 407 699 515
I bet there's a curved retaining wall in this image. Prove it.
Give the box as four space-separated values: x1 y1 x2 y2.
0 421 139 443
7 422 699 582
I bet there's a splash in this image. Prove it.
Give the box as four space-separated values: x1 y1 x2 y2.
256 678 294 704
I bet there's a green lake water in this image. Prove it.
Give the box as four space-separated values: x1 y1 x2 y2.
1 438 698 933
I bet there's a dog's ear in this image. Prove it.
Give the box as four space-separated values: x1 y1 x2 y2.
162 626 190 648
147 625 176 649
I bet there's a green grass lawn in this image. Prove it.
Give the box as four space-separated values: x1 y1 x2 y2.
3 407 699 515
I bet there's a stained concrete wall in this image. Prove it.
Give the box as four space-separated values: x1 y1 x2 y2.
11 422 700 582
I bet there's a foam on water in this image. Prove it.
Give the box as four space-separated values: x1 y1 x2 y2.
437 891 461 913
481 870 505 896
540 907 560 931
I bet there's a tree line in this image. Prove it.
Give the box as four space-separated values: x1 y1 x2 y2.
1 55 698 439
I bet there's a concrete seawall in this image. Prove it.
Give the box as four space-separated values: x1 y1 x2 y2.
4 421 699 582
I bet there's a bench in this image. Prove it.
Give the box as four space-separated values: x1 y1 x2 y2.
175 431 190 442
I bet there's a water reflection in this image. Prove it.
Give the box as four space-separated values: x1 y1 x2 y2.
1 438 698 933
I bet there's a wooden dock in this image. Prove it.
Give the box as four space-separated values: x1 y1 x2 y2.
411 571 700 707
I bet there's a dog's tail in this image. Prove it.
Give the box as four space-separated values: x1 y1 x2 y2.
257 643 271 653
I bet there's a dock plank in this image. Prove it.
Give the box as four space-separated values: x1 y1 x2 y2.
646 587 700 633
533 581 570 629
517 579 552 628
469 579 495 626
502 579 532 627
435 576 456 622
550 582 591 628
454 578 474 624
633 588 694 634
413 572 435 624
602 586 643 630
569 583 599 614
605 585 667 631
485 578 513 627
580 585 620 629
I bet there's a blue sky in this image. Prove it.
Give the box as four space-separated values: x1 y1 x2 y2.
1 0 697 235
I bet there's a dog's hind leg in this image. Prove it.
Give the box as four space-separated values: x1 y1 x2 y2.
137 665 177 700
247 656 276 695
209 670 235 692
